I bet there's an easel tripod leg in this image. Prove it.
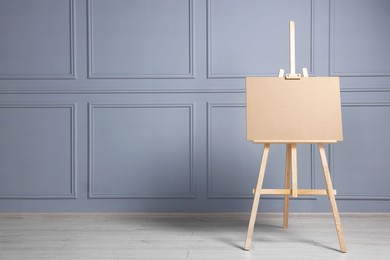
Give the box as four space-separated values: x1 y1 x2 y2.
283 144 292 229
318 144 347 253
244 144 271 251
291 144 298 198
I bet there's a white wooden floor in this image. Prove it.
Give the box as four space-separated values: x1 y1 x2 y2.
0 213 389 260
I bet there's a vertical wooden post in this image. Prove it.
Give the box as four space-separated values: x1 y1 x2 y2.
291 144 298 198
285 21 300 79
318 144 347 253
289 21 296 76
283 144 291 228
244 144 271 251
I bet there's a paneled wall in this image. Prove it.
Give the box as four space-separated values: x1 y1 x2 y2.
0 0 389 212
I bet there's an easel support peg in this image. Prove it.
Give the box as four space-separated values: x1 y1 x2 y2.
302 68 309 77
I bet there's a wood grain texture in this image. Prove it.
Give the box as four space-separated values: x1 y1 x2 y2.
257 189 336 195
0 213 389 259
286 21 300 79
291 144 298 198
244 143 270 250
283 144 291 229
318 143 347 253
245 143 344 253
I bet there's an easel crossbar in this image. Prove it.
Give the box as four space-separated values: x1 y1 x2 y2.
252 188 337 196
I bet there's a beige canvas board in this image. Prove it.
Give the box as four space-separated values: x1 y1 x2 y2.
246 77 343 143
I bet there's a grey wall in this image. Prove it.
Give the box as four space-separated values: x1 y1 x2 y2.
0 0 390 212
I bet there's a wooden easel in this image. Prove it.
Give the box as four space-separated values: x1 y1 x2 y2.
243 21 346 253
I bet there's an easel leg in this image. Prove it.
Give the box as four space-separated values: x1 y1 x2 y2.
291 144 298 198
318 144 347 253
244 143 271 251
283 144 291 229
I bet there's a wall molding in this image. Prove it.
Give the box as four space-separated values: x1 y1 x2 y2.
2 86 390 95
0 0 76 80
87 0 194 79
340 87 390 92
206 102 315 199
0 103 77 199
88 102 195 198
206 103 252 198
0 88 247 95
329 0 390 77
330 102 390 200
207 0 315 78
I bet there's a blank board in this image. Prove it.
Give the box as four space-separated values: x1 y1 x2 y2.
246 77 343 143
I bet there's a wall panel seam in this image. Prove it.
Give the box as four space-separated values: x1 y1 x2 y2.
206 102 316 200
0 103 77 199
87 0 194 79
207 0 315 78
329 0 390 77
330 102 390 200
0 0 76 80
88 102 195 198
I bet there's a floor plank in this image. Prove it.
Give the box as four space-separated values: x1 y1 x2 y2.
0 213 389 260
